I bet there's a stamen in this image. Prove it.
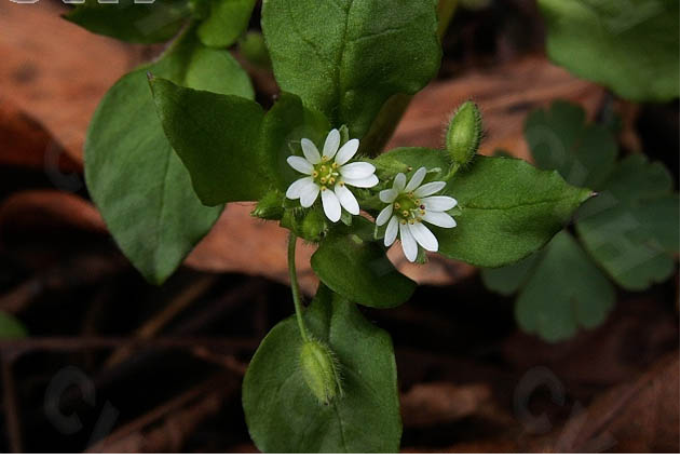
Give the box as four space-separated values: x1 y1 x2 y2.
321 186 327 191
402 210 409 218
394 203 401 209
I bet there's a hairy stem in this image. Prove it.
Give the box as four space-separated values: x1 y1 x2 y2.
287 232 309 342
361 0 459 157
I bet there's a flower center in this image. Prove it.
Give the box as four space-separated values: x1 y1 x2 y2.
312 157 341 190
394 193 425 224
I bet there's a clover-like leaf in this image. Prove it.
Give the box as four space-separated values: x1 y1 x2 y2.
538 0 680 102
261 0 441 138
197 0 257 47
525 101 618 190
513 231 616 342
0 311 28 339
64 0 191 44
311 218 416 308
243 285 402 452
85 30 253 284
576 154 679 290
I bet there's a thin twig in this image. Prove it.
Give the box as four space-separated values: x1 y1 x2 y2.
1 353 22 452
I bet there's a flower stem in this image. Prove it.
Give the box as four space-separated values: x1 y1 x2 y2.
287 232 309 342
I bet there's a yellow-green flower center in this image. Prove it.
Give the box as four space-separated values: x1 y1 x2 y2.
312 157 341 190
394 193 424 224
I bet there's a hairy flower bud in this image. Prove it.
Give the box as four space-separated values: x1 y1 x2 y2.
299 339 342 405
445 101 482 166
252 191 285 220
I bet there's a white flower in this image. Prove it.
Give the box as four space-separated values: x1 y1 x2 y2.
285 129 378 222
376 167 458 262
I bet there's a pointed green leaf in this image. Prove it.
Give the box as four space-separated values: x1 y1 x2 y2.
243 285 402 452
150 79 266 205
63 0 191 44
538 0 680 102
261 0 441 137
85 31 254 284
197 0 257 47
515 231 616 342
525 101 618 190
311 218 416 308
576 154 679 290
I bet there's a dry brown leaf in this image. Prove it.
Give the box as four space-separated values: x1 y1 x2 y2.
0 190 105 237
387 54 605 159
401 382 493 428
0 1 140 162
0 99 81 173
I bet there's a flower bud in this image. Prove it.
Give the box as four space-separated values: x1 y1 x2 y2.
301 208 327 242
299 339 342 405
252 191 284 220
445 101 482 166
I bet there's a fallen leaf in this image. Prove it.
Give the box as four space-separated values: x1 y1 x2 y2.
0 1 141 162
401 382 493 428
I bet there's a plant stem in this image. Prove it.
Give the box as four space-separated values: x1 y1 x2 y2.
361 0 459 157
287 232 309 342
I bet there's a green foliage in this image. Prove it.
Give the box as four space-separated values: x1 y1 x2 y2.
513 232 615 342
525 100 617 189
261 0 442 138
311 219 416 308
483 101 679 341
85 30 253 284
538 0 680 102
576 154 679 290
64 0 191 44
243 285 401 452
150 78 267 205
0 312 28 339
197 0 256 47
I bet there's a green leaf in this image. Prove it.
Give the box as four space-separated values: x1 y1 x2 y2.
538 0 680 102
258 93 330 192
525 101 618 190
197 0 256 47
261 0 441 138
311 218 416 308
63 0 191 44
576 154 679 290
515 231 616 342
150 79 266 205
243 285 402 452
239 31 273 69
480 253 541 296
0 312 28 339
441 156 592 267
85 31 254 284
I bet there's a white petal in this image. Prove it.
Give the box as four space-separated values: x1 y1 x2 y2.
287 156 314 175
286 177 314 199
300 182 320 208
323 129 341 159
409 222 438 252
301 138 321 164
376 204 393 226
399 222 418 262
379 188 398 203
405 167 427 192
393 173 407 191
334 184 359 215
339 162 375 179
321 188 341 222
343 174 379 188
422 211 457 228
423 196 458 212
384 216 399 247
414 181 446 197
335 139 360 165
